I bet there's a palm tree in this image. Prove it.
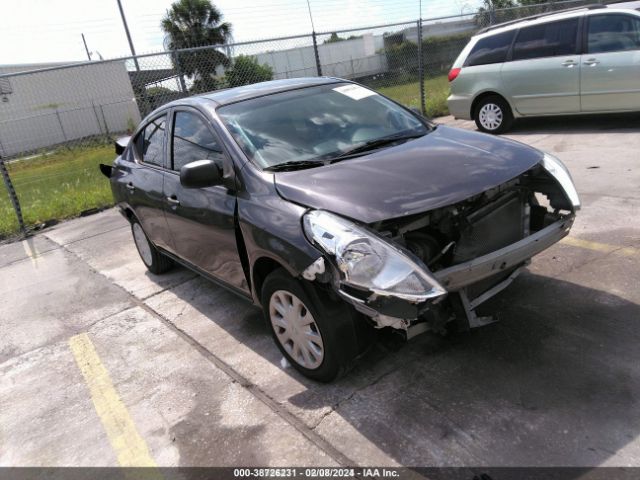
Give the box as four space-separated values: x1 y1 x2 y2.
161 0 232 93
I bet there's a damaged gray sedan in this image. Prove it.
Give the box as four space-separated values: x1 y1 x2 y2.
102 77 579 382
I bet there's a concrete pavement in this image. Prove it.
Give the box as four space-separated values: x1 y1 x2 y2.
1 113 639 467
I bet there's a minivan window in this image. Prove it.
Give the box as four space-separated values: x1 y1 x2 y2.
512 18 579 61
588 14 640 53
172 111 225 172
465 30 516 67
135 115 166 167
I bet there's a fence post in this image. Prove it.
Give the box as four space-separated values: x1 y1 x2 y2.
99 105 110 136
91 101 104 135
0 157 26 235
417 19 426 116
55 109 68 142
312 32 323 76
172 51 188 94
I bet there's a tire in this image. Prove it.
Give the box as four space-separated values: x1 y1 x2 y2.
131 217 173 275
474 95 514 134
261 269 372 382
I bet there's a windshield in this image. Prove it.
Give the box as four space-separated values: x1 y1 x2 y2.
217 83 429 169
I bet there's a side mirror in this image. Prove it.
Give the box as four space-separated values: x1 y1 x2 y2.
180 160 222 188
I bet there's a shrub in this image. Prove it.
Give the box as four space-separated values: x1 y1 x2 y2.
225 55 274 88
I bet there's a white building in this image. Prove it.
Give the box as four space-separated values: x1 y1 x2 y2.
0 61 141 158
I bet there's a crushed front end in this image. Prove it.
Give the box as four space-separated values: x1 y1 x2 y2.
303 153 579 338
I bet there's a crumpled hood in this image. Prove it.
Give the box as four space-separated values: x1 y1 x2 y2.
274 125 543 224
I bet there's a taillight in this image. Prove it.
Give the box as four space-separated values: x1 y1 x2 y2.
448 68 461 82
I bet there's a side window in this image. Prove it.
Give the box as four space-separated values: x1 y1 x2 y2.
135 115 166 167
588 14 640 54
465 30 516 67
172 111 225 172
512 18 579 61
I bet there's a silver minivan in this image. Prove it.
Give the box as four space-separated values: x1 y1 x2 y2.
447 4 640 133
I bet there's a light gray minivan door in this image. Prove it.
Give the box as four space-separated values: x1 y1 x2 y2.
501 18 581 115
581 13 640 112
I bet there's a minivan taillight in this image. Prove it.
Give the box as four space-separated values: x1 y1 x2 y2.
448 68 461 82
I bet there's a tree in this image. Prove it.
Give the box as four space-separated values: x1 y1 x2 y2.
475 0 518 27
161 0 232 93
324 33 344 44
225 55 273 87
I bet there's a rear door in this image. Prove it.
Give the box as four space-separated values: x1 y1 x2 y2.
162 107 249 293
118 113 173 251
581 13 640 112
501 17 581 115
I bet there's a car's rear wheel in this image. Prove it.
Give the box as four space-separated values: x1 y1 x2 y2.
261 268 372 382
474 95 514 134
131 218 173 274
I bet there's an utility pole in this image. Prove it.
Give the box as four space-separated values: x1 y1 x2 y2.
306 0 322 76
81 34 91 61
116 0 140 70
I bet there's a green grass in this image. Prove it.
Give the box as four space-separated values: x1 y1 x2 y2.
0 145 115 238
377 74 450 118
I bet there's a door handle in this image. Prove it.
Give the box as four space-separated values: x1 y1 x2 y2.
126 182 135 192
166 195 180 206
562 60 577 67
583 58 600 66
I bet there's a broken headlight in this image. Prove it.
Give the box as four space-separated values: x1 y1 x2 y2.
543 153 581 210
303 210 447 302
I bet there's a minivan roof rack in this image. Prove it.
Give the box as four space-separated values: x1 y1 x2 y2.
477 4 607 34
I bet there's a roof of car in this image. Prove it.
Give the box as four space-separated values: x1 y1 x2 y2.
474 4 640 40
195 77 343 107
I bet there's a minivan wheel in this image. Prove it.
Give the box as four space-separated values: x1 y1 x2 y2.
131 218 173 274
474 95 514 134
261 269 372 382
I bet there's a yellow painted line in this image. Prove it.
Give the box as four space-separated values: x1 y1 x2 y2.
561 236 639 258
69 333 158 467
22 238 40 267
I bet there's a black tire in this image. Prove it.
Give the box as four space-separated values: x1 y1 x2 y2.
130 217 173 275
261 268 372 382
474 95 514 134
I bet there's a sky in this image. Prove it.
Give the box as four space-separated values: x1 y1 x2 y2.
0 0 483 65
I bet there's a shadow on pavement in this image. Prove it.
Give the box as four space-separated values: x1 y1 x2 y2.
165 267 640 467
509 112 640 135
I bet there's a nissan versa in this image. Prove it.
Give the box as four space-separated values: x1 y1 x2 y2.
100 78 580 382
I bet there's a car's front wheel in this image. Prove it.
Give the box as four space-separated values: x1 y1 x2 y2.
261 269 372 382
474 95 514 134
131 218 173 274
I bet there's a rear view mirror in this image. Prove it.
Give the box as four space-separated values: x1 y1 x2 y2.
180 160 222 188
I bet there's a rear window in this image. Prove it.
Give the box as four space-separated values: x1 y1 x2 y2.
464 30 516 66
512 18 579 61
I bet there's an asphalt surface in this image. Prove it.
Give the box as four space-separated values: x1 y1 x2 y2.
1 113 639 467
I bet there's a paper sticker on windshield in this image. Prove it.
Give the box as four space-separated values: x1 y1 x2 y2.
332 84 377 101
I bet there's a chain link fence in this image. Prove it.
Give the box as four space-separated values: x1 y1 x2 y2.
0 0 615 239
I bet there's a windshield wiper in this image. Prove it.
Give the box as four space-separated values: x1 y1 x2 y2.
329 132 426 162
263 159 326 172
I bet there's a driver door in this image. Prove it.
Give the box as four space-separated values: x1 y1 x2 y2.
162 107 249 294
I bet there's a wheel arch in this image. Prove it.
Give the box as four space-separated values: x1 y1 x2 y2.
470 91 513 119
251 256 292 302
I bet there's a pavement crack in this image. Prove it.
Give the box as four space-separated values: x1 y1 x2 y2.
311 366 399 431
